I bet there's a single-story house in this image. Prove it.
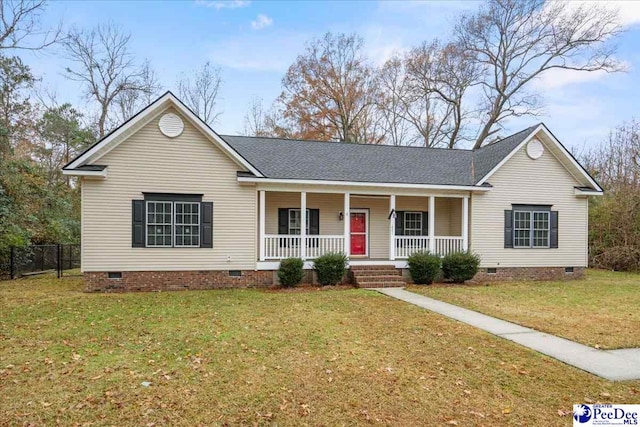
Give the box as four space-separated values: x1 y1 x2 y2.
63 92 603 292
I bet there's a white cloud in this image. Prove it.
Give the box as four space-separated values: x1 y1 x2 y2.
251 14 273 30
195 0 250 11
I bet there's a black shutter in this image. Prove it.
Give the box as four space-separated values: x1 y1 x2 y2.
309 209 320 235
132 200 145 247
278 208 289 248
278 208 289 234
504 210 513 248
200 202 213 248
395 211 404 236
550 211 559 248
308 209 319 248
422 212 429 236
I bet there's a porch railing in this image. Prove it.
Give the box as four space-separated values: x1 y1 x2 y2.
263 235 465 260
264 235 345 260
393 236 465 258
394 236 430 258
433 236 464 256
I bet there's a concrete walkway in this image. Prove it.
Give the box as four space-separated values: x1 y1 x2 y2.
373 287 640 381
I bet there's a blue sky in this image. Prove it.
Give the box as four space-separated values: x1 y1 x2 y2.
20 0 640 151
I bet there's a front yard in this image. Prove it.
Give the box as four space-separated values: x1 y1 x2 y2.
1 274 639 426
409 269 640 349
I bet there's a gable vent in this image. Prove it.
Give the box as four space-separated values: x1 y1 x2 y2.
158 113 184 138
526 138 544 159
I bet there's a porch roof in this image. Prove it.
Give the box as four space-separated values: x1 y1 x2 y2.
221 125 537 187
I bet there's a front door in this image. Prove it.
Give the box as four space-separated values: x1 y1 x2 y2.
350 210 368 256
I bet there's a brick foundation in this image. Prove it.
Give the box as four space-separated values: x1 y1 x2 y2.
84 270 275 292
472 266 585 282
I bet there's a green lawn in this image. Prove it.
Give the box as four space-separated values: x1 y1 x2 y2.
1 275 639 426
409 269 640 350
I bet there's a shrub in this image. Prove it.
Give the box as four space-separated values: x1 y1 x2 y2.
441 251 480 283
278 258 304 287
407 251 441 285
314 252 347 286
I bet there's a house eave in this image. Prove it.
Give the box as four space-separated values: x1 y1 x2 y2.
574 187 603 196
62 168 108 178
237 176 492 192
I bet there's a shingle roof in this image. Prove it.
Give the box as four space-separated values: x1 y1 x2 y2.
221 125 538 187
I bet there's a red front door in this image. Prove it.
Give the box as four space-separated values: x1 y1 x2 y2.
350 212 367 256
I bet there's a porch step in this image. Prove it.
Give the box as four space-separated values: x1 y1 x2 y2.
351 265 398 270
350 269 402 277
350 266 406 288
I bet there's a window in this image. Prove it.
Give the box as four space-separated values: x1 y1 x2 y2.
404 212 423 236
288 209 310 235
147 201 173 247
134 194 212 249
174 202 200 247
513 210 550 248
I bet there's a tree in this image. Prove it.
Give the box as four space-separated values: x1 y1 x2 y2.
456 0 622 148
278 32 378 142
177 61 222 126
0 0 61 51
0 55 35 160
114 60 161 123
63 23 158 138
375 56 413 146
34 103 95 184
242 97 269 137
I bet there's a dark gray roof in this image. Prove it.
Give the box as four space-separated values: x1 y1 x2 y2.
222 125 538 187
472 125 540 182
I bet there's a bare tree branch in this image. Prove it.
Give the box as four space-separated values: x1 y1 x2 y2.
177 61 222 127
456 0 623 148
63 23 157 137
0 0 62 51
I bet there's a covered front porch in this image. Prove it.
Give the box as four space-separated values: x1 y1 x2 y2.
257 190 469 268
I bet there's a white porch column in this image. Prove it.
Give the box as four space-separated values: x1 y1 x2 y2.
462 195 469 251
428 196 435 253
343 193 350 258
389 194 396 261
300 191 307 260
259 190 266 261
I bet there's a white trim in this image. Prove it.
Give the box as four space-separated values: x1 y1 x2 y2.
403 211 423 236
477 124 602 192
343 193 350 258
256 259 409 271
575 188 603 196
389 194 396 261
259 191 265 261
462 196 469 251
238 176 492 192
428 196 435 253
300 192 307 260
64 92 263 177
62 168 107 177
349 208 369 257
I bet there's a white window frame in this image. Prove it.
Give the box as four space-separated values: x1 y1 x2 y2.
404 211 423 236
174 202 201 248
513 210 550 248
288 208 310 235
146 201 173 248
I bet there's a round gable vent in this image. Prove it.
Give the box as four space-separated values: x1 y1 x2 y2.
526 138 544 159
158 113 184 138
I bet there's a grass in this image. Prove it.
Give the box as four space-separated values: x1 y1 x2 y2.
0 275 639 426
408 269 640 350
